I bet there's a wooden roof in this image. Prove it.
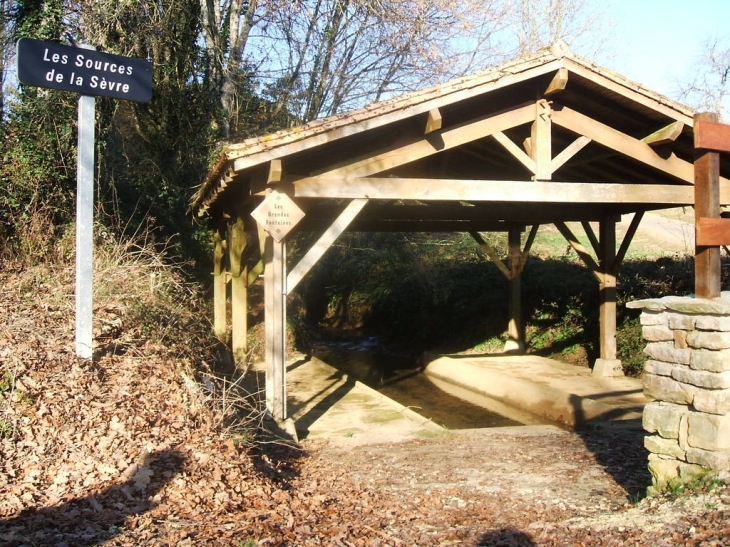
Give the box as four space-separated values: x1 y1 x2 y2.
191 42 730 232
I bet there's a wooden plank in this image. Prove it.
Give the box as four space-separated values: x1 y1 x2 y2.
492 131 536 174
642 121 684 146
544 67 568 96
313 103 536 177
531 100 552 180
554 221 602 282
551 136 591 172
696 217 730 246
470 231 511 279
425 108 442 134
694 119 730 152
694 112 722 298
581 221 600 256
292 177 696 204
287 199 368 294
552 105 695 184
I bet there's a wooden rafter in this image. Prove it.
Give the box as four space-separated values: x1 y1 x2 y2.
642 121 684 146
552 105 695 184
312 103 536 177
544 67 569 96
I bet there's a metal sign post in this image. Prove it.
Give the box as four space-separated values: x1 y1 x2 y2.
75 45 96 359
17 38 153 359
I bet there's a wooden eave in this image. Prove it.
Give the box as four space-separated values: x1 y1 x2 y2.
191 44 730 232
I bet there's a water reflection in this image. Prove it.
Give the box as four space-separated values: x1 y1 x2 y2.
312 337 546 429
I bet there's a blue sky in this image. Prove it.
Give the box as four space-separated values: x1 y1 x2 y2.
596 0 730 98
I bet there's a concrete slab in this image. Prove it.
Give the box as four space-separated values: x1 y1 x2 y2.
424 353 650 428
269 353 650 445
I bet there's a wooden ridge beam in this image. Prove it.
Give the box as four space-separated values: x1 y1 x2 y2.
544 67 569 96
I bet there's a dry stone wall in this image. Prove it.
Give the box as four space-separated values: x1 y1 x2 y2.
626 295 730 493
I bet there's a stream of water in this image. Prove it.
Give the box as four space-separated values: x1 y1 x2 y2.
313 337 547 429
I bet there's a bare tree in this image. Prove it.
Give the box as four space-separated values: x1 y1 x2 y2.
498 0 611 59
678 37 730 121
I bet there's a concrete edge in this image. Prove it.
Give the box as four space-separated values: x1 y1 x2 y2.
424 356 642 428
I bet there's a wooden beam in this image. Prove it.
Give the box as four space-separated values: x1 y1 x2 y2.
518 225 539 273
581 221 600 256
264 235 287 420
287 199 369 293
291 177 696 204
694 118 730 152
613 211 643 275
597 219 618 364
552 105 695 184
531 100 552 180
492 131 536 174
544 67 568 96
470 231 511 279
694 112 722 298
551 136 591 172
425 108 442 134
229 217 248 364
267 159 282 185
642 121 684 146
696 217 730 246
505 228 525 353
313 103 536 177
554 221 602 282
213 226 227 343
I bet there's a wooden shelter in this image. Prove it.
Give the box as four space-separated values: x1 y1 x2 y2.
192 42 730 421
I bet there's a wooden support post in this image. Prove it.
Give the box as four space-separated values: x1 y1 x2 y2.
593 219 623 377
694 112 722 298
505 228 525 353
213 224 228 343
229 217 248 365
531 99 552 181
264 234 287 421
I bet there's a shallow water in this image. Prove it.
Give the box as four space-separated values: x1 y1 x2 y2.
314 337 546 429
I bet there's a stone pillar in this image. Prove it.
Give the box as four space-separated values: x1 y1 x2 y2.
627 295 730 494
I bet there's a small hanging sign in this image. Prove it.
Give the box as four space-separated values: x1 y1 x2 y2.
251 191 305 242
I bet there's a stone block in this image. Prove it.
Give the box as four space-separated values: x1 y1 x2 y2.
668 312 696 331
686 447 730 470
644 359 676 377
691 349 730 373
687 331 730 351
696 315 730 332
693 389 730 415
679 413 690 451
643 401 687 438
644 374 696 405
687 413 730 451
640 310 667 326
644 435 686 460
672 368 730 389
644 342 691 365
642 325 673 342
674 329 688 349
648 456 680 486
679 462 709 480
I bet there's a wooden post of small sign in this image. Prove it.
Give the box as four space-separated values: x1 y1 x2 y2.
75 44 96 359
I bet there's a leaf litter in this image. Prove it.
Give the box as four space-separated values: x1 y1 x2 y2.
1 259 729 546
